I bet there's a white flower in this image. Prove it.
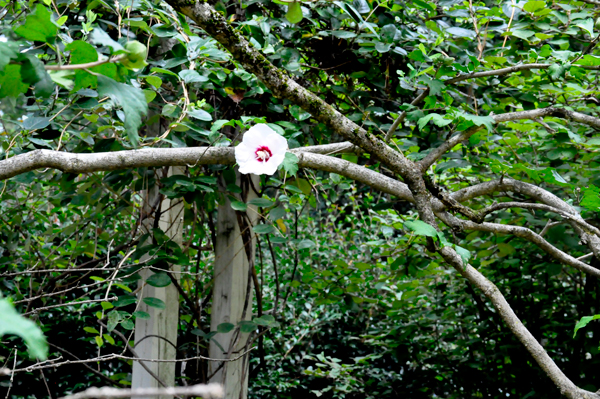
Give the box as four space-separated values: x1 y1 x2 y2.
234 124 288 175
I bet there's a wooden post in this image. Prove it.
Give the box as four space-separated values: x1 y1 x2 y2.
132 166 184 399
208 173 258 399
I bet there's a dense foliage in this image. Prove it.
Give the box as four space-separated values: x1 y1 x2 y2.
1 0 600 397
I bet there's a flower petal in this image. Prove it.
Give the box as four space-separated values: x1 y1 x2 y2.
234 123 289 175
243 124 277 149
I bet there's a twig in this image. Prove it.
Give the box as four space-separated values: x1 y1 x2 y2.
23 297 118 316
44 55 126 71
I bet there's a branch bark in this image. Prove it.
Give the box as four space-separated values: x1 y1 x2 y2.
59 383 223 399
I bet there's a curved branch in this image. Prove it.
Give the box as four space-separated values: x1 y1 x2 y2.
477 201 600 236
0 147 235 181
438 211 600 277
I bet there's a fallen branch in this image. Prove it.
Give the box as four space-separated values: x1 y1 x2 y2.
59 383 223 399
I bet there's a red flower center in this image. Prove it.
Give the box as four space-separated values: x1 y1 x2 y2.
255 146 272 162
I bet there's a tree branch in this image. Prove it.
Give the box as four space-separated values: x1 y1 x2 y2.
59 383 223 399
44 55 126 71
438 211 600 278
476 201 600 236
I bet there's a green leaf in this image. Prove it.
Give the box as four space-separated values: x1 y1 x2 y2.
375 42 392 53
65 40 98 92
103 334 115 345
133 311 151 320
114 295 137 307
121 319 134 330
254 224 276 234
289 105 311 121
446 27 476 39
280 152 299 177
249 198 274 207
84 327 100 334
333 1 379 39
424 78 446 96
575 18 594 37
404 220 437 237
573 314 600 337
179 70 208 84
14 4 57 44
511 30 535 41
217 322 235 333
460 113 495 131
418 113 452 130
522 0 545 13
145 75 162 88
0 41 18 72
352 0 369 13
97 75 148 147
90 28 125 52
454 246 472 265
107 311 120 332
230 200 248 211
497 243 516 257
331 31 357 39
188 109 212 121
0 64 29 98
146 272 172 287
23 117 51 130
286 2 303 24
297 239 316 250
121 41 148 70
239 320 258 333
581 185 600 211
548 63 570 80
253 315 276 326
143 297 166 309
0 298 48 359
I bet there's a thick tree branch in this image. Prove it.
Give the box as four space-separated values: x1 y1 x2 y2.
6 148 600 277
60 383 223 399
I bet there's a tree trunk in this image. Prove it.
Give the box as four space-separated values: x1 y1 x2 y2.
208 173 258 399
132 166 184 399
